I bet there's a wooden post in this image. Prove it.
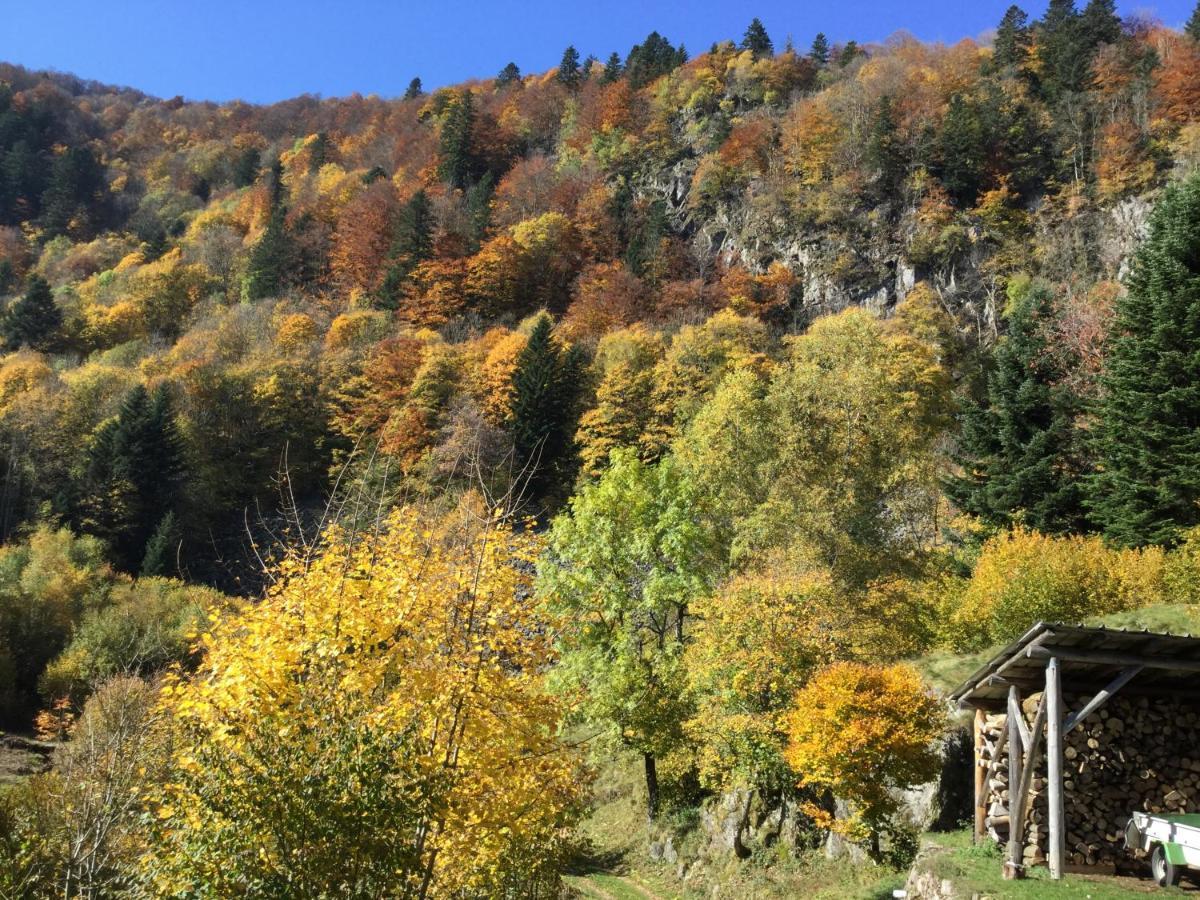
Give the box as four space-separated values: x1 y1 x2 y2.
1008 694 1046 877
974 708 987 843
1046 657 1066 879
1005 686 1023 878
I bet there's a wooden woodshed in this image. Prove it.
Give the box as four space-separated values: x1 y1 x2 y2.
951 621 1200 880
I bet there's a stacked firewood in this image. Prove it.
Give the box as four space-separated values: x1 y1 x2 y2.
979 693 1200 868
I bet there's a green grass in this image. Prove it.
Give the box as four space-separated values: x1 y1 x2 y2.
922 829 1194 898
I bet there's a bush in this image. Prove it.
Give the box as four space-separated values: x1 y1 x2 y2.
944 527 1164 651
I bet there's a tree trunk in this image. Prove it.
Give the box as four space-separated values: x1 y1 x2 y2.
644 752 660 821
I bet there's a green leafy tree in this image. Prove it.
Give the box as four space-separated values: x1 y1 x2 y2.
1091 176 1200 546
810 32 830 66
2 275 61 352
993 5 1031 69
538 450 721 819
557 45 582 89
80 384 187 572
949 277 1090 534
741 18 774 59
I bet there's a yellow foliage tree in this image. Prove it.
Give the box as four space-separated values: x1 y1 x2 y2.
784 662 944 859
144 507 585 897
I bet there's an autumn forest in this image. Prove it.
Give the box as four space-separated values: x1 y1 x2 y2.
2 2 1200 897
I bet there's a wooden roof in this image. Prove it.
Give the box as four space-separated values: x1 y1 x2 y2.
950 621 1200 711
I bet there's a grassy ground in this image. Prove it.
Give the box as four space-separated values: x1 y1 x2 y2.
921 829 1197 897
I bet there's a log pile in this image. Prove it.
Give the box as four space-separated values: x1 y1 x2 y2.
978 692 1200 868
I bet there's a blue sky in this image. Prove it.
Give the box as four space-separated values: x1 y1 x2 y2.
1 1 1194 104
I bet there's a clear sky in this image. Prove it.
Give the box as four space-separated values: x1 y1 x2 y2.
1 0 1194 104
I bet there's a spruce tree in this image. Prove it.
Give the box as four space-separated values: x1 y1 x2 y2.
1079 0 1122 50
949 278 1089 534
838 40 861 67
378 189 435 308
40 146 105 239
509 314 582 499
243 206 291 300
993 5 1031 69
741 18 774 59
1188 2 1200 41
436 90 476 188
1090 175 1200 546
557 46 582 89
810 33 830 66
496 62 521 88
865 95 904 202
2 275 61 351
1037 0 1084 97
938 94 986 207
601 52 623 83
141 510 179 577
82 384 187 571
233 146 261 187
403 77 423 100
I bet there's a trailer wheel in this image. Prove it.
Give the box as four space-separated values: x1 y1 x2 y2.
1152 844 1182 887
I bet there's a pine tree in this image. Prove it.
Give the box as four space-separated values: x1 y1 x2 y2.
1188 2 1200 41
2 274 61 352
378 189 436 308
496 62 521 88
601 52 623 83
233 146 261 187
436 90 476 188
509 314 582 499
1079 0 1122 50
82 384 187 571
243 206 291 300
810 33 830 66
403 77 423 100
557 46 582 89
949 279 1089 534
141 510 179 577
1090 176 1200 546
741 18 774 59
993 5 1031 69
938 94 986 207
40 146 105 239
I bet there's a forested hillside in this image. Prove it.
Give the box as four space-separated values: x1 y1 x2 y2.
2 3 1200 897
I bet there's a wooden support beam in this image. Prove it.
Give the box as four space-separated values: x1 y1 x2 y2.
1046 657 1066 880
1028 644 1200 673
974 708 987 844
1005 686 1024 879
1008 686 1031 750
1063 665 1143 735
1007 694 1046 877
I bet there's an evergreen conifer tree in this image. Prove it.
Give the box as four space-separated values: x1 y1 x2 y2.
1188 2 1200 41
243 206 291 300
993 5 1031 69
838 40 861 67
949 278 1089 533
938 95 986 206
1079 0 1122 50
1090 176 1200 546
601 52 623 83
509 314 582 499
2 275 61 352
810 33 830 66
741 18 774 58
40 146 105 239
140 510 179 577
496 62 521 88
233 146 261 188
403 77 423 100
82 384 187 571
436 91 476 188
557 46 582 89
378 189 435 308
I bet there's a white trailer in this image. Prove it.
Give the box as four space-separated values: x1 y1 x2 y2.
1125 810 1200 887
